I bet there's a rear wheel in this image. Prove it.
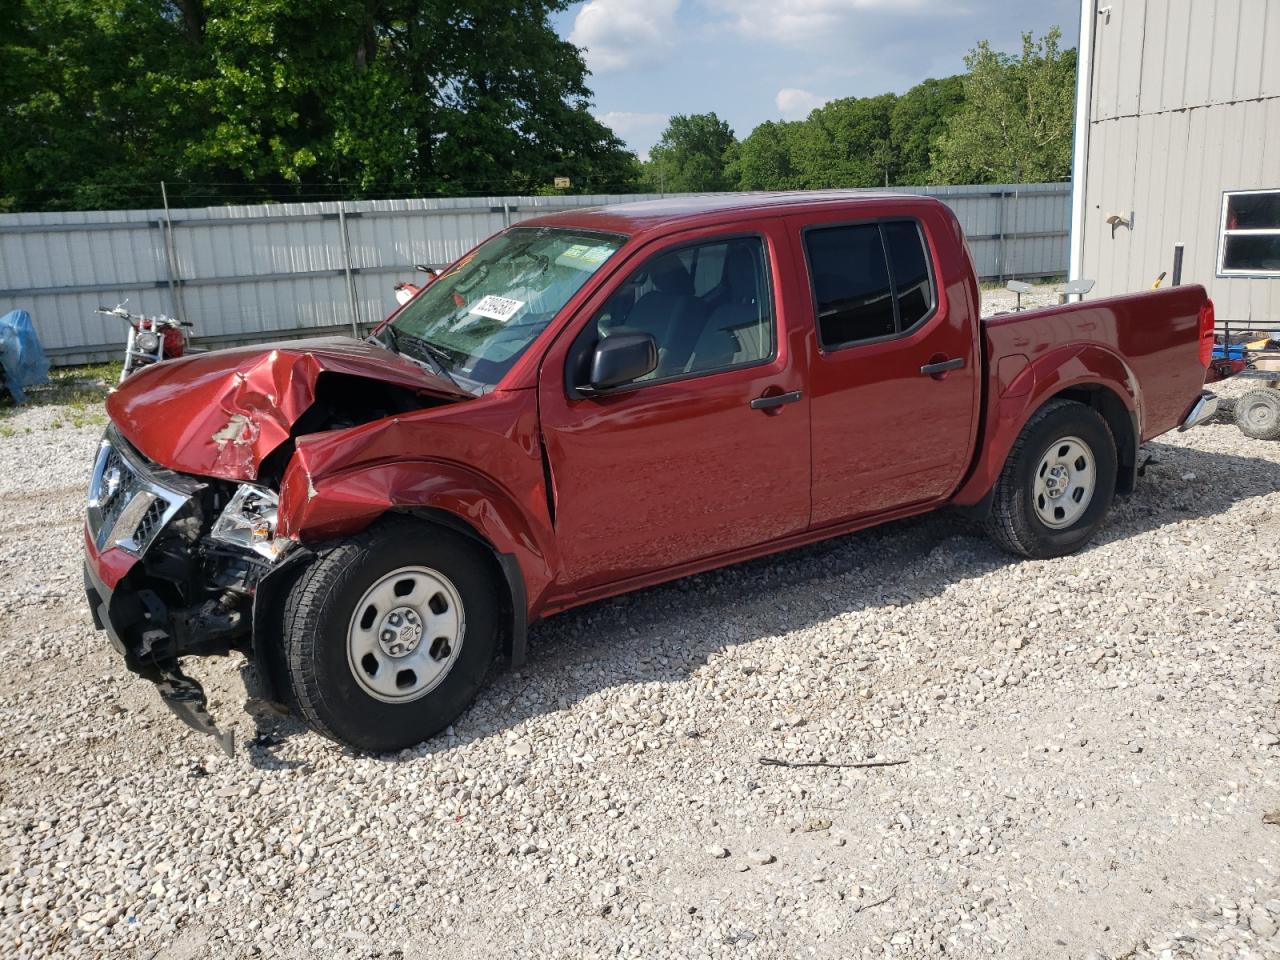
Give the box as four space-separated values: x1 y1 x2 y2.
986 399 1117 559
1234 387 1280 440
280 518 499 752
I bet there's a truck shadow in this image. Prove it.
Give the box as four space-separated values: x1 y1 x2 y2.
245 435 1279 765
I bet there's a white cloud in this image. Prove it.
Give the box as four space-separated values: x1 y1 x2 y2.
775 88 829 119
595 112 670 159
597 111 668 136
710 0 941 45
569 0 680 73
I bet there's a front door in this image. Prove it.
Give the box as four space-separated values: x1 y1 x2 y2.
537 223 811 591
796 213 979 525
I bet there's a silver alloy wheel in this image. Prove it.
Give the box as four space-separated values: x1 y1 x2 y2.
1032 435 1096 530
346 565 465 704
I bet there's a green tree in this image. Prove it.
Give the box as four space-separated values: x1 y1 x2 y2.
889 75 965 185
643 113 737 193
931 28 1077 184
0 0 213 210
0 0 641 212
733 120 804 191
789 94 897 189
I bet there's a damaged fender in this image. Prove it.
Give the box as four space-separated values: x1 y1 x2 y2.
105 337 468 482
276 444 555 666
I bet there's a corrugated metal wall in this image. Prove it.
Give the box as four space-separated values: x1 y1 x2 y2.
0 185 1069 364
1080 0 1280 324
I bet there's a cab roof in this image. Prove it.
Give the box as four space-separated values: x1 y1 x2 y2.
517 191 942 238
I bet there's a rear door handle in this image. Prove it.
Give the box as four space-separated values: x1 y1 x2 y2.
750 390 803 410
920 357 965 376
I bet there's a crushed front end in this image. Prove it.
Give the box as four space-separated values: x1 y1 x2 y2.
83 426 297 755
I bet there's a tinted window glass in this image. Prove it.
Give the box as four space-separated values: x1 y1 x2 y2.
1223 234 1280 273
1221 191 1280 275
883 221 933 330
1226 192 1280 230
691 243 728 296
589 237 774 384
390 227 623 391
805 224 895 346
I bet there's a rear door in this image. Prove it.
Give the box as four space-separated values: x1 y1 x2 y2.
795 212 979 526
537 219 811 591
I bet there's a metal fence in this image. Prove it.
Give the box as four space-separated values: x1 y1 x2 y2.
0 183 1070 364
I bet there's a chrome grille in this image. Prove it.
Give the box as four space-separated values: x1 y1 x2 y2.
86 432 192 557
132 497 168 547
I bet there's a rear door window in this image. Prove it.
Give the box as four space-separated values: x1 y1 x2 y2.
804 220 936 350
883 221 933 329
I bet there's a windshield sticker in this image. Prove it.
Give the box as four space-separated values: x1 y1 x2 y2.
557 244 615 269
469 294 526 322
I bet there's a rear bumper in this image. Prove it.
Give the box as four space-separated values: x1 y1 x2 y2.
1178 391 1219 431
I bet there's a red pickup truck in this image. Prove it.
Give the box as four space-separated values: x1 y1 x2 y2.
83 193 1219 753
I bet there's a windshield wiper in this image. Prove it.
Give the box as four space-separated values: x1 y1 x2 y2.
394 331 464 390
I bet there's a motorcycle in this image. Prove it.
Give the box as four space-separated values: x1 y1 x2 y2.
393 264 440 306
96 302 193 382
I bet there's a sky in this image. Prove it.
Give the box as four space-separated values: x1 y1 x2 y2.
552 0 1081 159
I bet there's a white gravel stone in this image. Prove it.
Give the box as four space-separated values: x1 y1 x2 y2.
2 315 1279 957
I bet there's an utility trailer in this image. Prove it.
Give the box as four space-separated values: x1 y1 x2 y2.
1210 320 1280 441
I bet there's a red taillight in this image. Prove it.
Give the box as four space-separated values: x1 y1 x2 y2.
1199 299 1215 368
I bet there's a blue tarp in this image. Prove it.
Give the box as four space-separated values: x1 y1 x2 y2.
0 309 50 403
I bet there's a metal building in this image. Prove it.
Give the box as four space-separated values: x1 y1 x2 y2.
1070 0 1280 325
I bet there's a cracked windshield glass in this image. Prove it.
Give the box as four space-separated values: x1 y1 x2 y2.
385 227 625 392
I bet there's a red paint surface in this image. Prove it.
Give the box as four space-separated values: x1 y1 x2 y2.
791 201 981 524
952 284 1210 506
105 337 467 481
95 194 1211 624
536 216 811 591
83 524 137 591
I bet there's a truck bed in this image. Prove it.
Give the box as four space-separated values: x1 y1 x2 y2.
981 284 1210 442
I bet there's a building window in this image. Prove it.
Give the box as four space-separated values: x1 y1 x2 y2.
1218 190 1280 277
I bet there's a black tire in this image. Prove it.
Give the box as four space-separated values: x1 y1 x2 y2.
986 398 1118 559
1234 387 1280 441
279 518 499 752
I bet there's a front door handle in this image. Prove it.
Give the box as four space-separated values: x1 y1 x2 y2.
750 389 803 411
920 357 965 376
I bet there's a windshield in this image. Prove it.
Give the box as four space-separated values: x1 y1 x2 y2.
385 227 625 391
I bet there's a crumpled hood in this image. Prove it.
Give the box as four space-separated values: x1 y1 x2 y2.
105 336 469 481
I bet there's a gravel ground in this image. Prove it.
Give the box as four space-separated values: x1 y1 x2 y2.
2 292 1279 959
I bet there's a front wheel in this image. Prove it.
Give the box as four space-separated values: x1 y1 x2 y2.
986 398 1118 559
279 518 499 752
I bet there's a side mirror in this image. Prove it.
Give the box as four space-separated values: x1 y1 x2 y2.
415 264 439 277
586 333 657 392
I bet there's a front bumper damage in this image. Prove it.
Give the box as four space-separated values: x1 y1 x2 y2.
82 429 301 756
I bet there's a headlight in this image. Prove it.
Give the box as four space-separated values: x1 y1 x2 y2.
210 484 295 561
134 330 161 353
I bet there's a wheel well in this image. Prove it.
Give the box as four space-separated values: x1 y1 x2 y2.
1050 385 1139 494
393 507 525 665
